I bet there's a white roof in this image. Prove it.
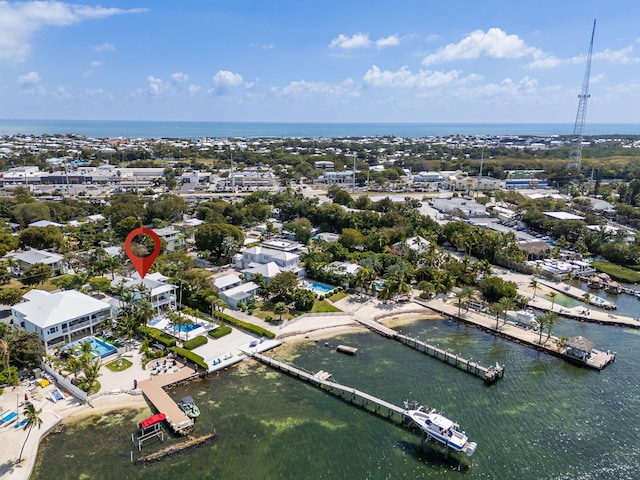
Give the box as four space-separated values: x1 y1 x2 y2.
223 281 259 300
214 273 241 290
13 289 111 328
28 220 63 228
243 261 282 278
543 211 585 221
8 249 63 265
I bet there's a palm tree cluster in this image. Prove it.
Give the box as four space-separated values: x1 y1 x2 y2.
113 282 155 346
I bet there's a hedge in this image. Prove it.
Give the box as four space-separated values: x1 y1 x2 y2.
208 325 232 339
214 312 276 338
170 346 208 370
183 335 208 350
139 326 177 348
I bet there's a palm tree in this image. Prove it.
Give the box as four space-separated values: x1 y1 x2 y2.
582 292 591 312
489 302 503 329
273 302 288 322
81 358 102 393
537 313 549 344
545 311 559 341
529 279 539 298
548 291 558 311
454 287 474 317
0 338 10 375
497 296 516 322
66 356 82 383
18 402 43 462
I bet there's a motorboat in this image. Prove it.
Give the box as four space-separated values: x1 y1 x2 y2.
179 396 200 418
405 407 477 457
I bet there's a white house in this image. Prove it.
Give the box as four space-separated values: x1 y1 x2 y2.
241 261 282 283
217 281 259 309
152 227 184 252
112 272 178 313
11 289 114 353
234 246 304 278
7 249 67 276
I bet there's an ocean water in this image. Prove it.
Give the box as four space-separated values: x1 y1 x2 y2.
32 289 640 480
0 119 639 140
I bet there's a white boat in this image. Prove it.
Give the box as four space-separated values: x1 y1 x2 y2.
406 408 477 457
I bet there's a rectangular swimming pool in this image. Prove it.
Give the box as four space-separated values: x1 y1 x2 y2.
61 336 117 359
304 281 336 295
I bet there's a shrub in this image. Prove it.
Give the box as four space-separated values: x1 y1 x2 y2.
265 315 272 322
214 311 276 338
170 346 208 370
139 326 177 348
208 325 232 339
183 335 208 350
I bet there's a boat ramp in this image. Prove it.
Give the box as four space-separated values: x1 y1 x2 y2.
353 316 504 384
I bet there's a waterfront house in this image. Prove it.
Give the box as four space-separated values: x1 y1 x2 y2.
11 289 114 353
112 272 178 314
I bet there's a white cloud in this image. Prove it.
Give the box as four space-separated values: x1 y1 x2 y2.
0 2 146 63
455 76 541 99
593 46 639 64
422 28 555 67
213 70 244 87
146 76 164 95
274 79 357 98
18 71 41 85
330 33 371 49
171 72 188 83
363 65 460 88
188 84 201 95
375 34 400 48
94 42 115 52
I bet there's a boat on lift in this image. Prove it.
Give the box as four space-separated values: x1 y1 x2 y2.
179 396 200 418
404 403 477 457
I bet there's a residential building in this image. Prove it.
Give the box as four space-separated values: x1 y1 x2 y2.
11 289 114 353
112 272 178 313
7 249 67 276
152 227 184 252
234 245 304 278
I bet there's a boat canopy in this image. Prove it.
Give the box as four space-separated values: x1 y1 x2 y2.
181 396 195 405
139 413 166 429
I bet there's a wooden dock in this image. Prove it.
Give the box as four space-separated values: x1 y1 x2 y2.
421 300 616 371
138 363 199 435
354 317 504 383
336 345 358 355
247 351 408 425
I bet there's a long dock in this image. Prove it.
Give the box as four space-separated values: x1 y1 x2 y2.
138 362 199 435
245 350 408 425
354 317 504 383
420 299 616 370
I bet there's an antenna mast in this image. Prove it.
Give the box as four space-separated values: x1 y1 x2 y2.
567 19 596 171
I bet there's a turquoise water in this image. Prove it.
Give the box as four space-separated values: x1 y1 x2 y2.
543 292 582 308
307 281 335 295
1 119 639 139
33 312 640 480
60 336 117 359
168 323 199 333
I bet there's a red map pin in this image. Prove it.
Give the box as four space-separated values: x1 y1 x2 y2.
124 228 161 279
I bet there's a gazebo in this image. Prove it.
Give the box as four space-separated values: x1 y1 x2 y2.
565 336 595 361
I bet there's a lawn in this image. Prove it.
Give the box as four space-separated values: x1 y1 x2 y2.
105 358 133 372
311 299 341 313
328 291 348 302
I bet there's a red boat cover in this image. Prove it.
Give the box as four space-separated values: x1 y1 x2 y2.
139 413 166 429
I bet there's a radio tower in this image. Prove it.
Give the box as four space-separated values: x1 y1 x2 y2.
567 19 596 171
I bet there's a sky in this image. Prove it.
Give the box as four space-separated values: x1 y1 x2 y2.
0 0 639 124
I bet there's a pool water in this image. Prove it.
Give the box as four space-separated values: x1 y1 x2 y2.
61 336 117 359
543 292 582 308
168 323 199 333
305 281 335 295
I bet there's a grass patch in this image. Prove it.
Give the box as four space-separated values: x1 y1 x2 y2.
311 300 341 313
591 260 640 283
105 358 133 372
208 325 232 339
329 291 348 302
184 335 208 350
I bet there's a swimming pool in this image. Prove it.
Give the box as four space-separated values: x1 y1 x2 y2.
304 281 335 295
168 323 200 333
61 336 117 358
